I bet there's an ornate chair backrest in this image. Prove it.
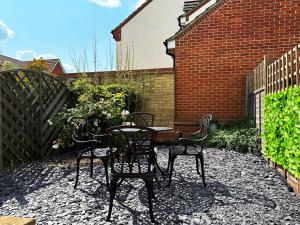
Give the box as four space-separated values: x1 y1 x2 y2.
128 112 154 127
68 117 95 150
106 126 157 174
195 114 212 139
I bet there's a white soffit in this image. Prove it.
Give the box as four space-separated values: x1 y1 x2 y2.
168 39 176 49
187 0 217 24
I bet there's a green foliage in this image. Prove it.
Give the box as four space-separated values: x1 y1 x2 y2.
206 118 261 153
264 86 300 179
55 75 132 148
0 61 20 71
103 69 151 110
102 83 142 112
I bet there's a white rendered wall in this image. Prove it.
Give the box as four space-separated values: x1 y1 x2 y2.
116 0 185 70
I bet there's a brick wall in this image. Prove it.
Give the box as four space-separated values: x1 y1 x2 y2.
142 73 175 127
173 0 300 130
59 68 175 127
52 63 65 75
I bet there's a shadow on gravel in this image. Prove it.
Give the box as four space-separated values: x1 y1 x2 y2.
0 161 74 207
94 177 277 225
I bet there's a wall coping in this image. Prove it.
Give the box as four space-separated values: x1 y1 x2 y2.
59 68 174 79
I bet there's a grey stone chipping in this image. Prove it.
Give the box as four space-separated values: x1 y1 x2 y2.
0 148 299 225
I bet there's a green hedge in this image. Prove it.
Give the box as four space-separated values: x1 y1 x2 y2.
206 118 261 153
264 86 300 179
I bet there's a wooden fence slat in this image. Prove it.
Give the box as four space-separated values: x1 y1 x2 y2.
296 46 299 86
0 76 2 169
281 56 285 90
290 50 294 86
0 69 69 168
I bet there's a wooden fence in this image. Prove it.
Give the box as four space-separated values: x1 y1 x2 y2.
0 69 69 169
246 44 300 132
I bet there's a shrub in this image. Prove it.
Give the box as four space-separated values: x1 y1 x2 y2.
102 83 142 112
55 75 131 149
206 118 261 154
0 61 20 71
264 86 300 179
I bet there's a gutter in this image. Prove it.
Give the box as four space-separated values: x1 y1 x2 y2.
164 41 175 68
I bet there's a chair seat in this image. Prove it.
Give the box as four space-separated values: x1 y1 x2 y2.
80 147 113 158
169 146 202 156
114 163 153 174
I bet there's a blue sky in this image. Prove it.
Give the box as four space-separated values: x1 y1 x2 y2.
0 0 146 72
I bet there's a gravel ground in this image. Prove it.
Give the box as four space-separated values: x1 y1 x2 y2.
0 147 299 225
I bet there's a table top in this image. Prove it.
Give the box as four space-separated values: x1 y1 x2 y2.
113 126 173 133
148 127 173 132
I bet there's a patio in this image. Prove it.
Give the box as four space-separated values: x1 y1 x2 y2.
0 147 299 225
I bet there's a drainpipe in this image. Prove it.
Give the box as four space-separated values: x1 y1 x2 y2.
177 16 184 30
164 41 176 68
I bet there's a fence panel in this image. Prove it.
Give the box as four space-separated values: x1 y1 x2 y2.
0 69 68 168
266 44 300 94
247 43 300 134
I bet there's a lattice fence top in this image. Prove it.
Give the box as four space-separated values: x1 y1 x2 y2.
0 69 69 168
250 44 300 94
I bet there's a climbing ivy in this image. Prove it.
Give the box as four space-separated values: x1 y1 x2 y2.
264 86 300 179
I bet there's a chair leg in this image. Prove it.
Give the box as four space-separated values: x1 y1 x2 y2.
106 178 117 222
196 155 200 174
144 179 155 223
199 153 206 187
74 157 81 189
153 169 161 188
102 158 110 190
167 155 176 187
90 156 94 178
166 151 171 172
155 154 165 175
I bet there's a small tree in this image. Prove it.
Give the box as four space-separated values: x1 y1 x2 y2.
26 58 49 72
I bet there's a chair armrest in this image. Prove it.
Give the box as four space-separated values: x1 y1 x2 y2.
72 138 100 145
176 131 203 138
178 134 207 146
88 132 107 141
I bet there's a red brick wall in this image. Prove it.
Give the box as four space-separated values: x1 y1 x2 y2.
52 63 64 75
174 0 300 131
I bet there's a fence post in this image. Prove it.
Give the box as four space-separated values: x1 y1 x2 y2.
0 73 3 169
38 71 43 157
264 55 269 94
245 74 249 117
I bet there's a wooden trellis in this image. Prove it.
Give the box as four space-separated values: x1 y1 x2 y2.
0 69 69 168
246 43 300 134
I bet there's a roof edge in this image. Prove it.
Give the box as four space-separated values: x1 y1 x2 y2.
179 0 211 20
166 0 227 44
111 0 153 41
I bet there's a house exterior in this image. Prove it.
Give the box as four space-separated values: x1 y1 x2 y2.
165 0 300 130
0 55 65 75
111 0 188 70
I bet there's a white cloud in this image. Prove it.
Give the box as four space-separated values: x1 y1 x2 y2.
135 0 146 9
16 50 37 60
0 20 14 42
35 53 57 59
62 63 76 73
16 50 58 61
89 0 121 7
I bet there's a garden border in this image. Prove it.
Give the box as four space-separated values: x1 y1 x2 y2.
267 158 300 195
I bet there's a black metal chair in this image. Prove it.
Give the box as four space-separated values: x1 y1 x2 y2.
69 117 115 189
106 125 157 223
127 112 154 127
127 112 165 175
167 114 212 187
